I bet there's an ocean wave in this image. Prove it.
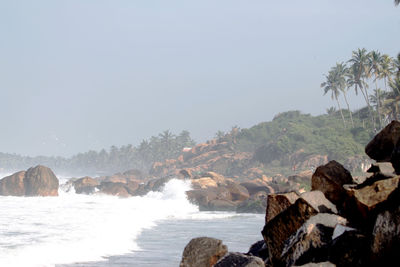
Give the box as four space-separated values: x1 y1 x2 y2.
0 179 201 267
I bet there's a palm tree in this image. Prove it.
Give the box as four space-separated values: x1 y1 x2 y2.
370 89 386 126
394 53 400 79
333 62 354 127
348 48 375 128
383 78 400 121
368 50 384 127
380 54 394 90
321 70 346 127
326 107 336 116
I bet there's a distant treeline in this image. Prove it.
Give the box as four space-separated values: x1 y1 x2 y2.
0 130 195 176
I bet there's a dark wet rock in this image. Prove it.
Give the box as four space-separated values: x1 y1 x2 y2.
214 252 265 267
311 161 354 209
370 205 400 264
262 191 337 266
247 240 269 261
262 201 317 265
281 214 347 267
180 237 227 267
365 120 400 162
265 191 299 223
328 230 367 267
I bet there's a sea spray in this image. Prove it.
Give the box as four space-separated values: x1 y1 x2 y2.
0 178 200 267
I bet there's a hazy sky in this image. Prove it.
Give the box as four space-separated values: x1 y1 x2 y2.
0 0 399 157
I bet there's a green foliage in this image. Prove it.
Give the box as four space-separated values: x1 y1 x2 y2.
237 110 372 164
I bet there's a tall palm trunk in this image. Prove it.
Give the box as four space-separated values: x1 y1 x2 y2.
342 91 354 127
360 82 376 129
335 96 346 128
374 81 383 129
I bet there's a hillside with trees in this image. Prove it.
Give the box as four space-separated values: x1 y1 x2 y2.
0 130 195 176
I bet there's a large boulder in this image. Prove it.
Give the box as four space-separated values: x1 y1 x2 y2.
213 252 265 267
191 177 218 189
73 176 99 194
344 176 400 227
0 171 26 196
265 191 299 223
186 189 218 209
328 230 367 267
24 165 59 196
311 161 354 209
186 184 246 211
98 182 131 197
370 205 400 264
236 191 268 214
365 120 400 162
208 199 237 211
226 182 250 201
281 214 347 267
366 162 396 178
124 181 140 195
247 240 269 261
262 191 337 266
240 181 273 196
180 237 228 267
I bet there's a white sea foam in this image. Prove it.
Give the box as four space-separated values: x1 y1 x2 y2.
0 178 233 267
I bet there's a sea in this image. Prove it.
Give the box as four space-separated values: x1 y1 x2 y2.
0 175 265 267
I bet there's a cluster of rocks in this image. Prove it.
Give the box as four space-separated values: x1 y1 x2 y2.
0 165 59 196
150 137 371 181
186 171 312 213
180 121 400 266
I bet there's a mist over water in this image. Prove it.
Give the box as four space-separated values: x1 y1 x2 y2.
0 179 218 267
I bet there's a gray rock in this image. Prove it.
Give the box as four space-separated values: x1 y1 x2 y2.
300 191 338 214
180 237 228 267
367 162 396 178
214 252 265 267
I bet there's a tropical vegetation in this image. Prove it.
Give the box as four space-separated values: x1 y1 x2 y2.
0 130 195 176
321 49 400 132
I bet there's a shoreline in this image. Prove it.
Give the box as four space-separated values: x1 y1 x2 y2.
57 213 264 267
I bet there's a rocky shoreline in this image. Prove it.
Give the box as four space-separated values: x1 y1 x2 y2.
179 121 400 266
2 121 400 266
